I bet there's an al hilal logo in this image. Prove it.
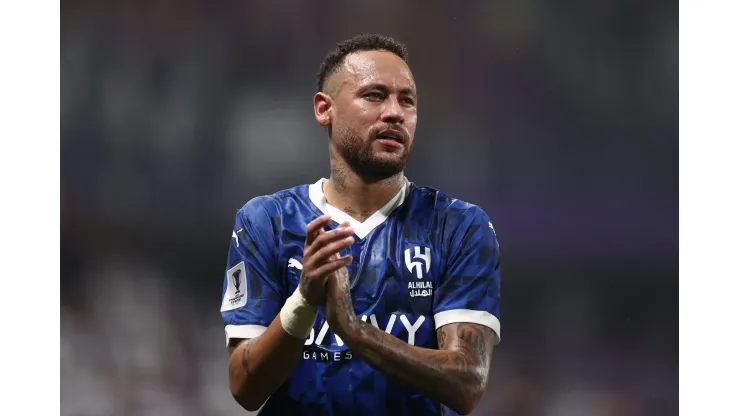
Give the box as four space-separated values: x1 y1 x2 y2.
404 246 430 279
405 246 433 297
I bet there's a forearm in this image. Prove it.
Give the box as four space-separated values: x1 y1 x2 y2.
343 321 487 415
228 315 306 411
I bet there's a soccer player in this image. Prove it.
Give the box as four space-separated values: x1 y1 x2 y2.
221 34 501 416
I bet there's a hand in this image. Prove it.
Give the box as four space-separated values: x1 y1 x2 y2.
299 215 355 307
325 260 359 338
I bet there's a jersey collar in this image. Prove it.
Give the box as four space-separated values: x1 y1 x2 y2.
308 177 409 239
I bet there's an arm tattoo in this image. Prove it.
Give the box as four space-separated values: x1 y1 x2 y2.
453 324 489 367
446 324 493 403
346 321 495 413
437 329 448 349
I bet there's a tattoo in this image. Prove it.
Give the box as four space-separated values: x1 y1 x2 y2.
437 329 448 349
331 166 347 191
455 324 488 366
342 206 373 222
450 324 493 403
241 339 255 377
331 267 357 330
346 322 495 414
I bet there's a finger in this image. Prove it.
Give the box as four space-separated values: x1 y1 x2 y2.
312 225 355 248
312 236 355 264
313 255 353 278
306 215 332 244
304 225 352 258
313 255 347 288
305 235 353 269
305 215 332 245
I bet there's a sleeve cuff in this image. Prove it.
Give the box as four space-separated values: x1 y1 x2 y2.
224 324 268 346
433 309 501 345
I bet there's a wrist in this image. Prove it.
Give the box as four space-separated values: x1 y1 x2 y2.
336 314 363 344
279 289 319 339
298 284 322 308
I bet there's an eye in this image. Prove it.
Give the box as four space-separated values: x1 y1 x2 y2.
364 92 383 101
402 97 415 106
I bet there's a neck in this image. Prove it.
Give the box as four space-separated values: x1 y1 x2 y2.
324 159 405 223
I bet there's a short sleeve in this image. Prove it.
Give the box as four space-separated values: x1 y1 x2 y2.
433 205 502 344
220 198 284 345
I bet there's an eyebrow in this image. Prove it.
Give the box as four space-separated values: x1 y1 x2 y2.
359 83 417 97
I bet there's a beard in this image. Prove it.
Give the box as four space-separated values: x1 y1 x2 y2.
333 124 411 181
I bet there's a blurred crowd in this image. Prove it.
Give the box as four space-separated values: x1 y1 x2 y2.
61 0 677 414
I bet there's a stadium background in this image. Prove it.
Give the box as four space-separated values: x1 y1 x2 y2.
60 1 677 415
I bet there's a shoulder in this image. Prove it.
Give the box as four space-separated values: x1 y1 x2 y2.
408 182 494 229
236 183 310 221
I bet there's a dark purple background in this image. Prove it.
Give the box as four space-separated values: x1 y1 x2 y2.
61 1 677 415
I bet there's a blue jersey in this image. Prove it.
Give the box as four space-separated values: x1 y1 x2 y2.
220 178 502 416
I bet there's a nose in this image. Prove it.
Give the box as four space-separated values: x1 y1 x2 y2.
381 96 404 124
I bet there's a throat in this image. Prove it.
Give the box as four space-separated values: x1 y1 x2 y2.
321 173 407 224
340 206 375 223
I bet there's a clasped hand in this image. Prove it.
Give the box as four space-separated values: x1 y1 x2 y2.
299 215 359 338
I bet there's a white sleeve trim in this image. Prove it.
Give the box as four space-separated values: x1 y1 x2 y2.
433 309 501 345
225 324 267 346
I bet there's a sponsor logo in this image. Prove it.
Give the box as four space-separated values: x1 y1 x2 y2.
302 313 426 362
288 258 303 270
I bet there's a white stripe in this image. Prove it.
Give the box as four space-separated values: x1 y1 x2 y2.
433 309 501 345
225 324 267 346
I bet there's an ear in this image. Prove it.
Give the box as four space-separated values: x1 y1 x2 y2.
314 92 332 127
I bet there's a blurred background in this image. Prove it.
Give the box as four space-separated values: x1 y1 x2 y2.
60 0 677 415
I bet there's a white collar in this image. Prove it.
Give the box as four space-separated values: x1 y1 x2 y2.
308 178 408 239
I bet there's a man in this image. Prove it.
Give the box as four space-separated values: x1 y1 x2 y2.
221 34 501 415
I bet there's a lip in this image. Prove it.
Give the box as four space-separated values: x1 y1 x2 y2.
375 138 404 149
376 129 405 144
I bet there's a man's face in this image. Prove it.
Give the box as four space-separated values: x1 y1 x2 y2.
322 50 418 180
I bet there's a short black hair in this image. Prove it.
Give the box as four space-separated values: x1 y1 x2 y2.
316 33 409 93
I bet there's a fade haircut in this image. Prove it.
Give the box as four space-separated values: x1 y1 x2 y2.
316 33 409 93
